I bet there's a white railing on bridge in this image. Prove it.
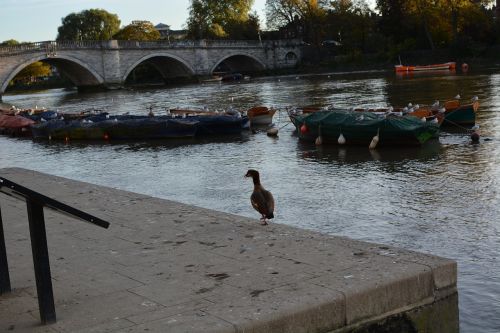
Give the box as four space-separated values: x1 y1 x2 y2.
0 39 302 57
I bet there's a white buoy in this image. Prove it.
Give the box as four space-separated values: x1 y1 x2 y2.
369 129 380 149
267 128 279 136
338 133 346 145
315 135 323 145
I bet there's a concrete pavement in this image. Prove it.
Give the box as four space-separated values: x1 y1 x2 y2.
0 168 458 332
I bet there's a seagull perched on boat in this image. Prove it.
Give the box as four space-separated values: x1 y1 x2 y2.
245 169 274 225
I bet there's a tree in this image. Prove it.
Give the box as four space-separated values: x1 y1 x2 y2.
114 21 161 40
14 62 52 83
186 0 255 39
265 0 328 43
326 1 376 53
225 12 261 39
0 39 20 46
57 9 120 41
266 0 328 28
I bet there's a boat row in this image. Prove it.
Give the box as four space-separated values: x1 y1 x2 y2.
292 96 479 127
288 96 480 147
1 95 479 147
0 106 278 141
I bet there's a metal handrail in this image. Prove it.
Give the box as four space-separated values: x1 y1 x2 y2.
0 177 110 324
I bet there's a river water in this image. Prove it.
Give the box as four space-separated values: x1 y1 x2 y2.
1 69 499 332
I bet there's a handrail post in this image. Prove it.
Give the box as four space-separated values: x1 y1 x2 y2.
0 204 12 294
26 198 56 324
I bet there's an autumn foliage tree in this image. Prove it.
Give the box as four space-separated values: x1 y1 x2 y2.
376 0 494 50
186 0 257 39
15 62 52 83
265 0 329 44
57 9 120 40
113 21 161 40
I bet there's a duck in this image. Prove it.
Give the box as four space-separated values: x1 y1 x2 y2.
245 169 275 225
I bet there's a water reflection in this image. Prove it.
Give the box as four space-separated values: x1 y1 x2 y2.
31 133 252 153
296 140 443 164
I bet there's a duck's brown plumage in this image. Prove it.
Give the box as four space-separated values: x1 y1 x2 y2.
245 169 274 224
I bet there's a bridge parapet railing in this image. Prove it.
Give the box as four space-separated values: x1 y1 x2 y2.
0 41 50 57
0 39 303 56
116 40 197 49
115 39 302 49
0 41 101 57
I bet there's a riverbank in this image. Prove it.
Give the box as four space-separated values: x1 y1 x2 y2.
0 168 458 332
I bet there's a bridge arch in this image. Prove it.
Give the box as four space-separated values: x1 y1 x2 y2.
123 53 195 83
1 54 104 94
285 52 298 65
211 53 266 74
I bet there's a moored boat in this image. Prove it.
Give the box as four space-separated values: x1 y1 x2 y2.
395 62 456 72
169 108 249 135
289 109 440 147
441 98 479 126
202 76 223 83
31 116 199 141
247 106 276 126
297 95 478 127
0 114 35 137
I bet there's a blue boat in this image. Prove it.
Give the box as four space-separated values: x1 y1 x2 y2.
31 116 199 140
191 114 248 135
168 109 249 135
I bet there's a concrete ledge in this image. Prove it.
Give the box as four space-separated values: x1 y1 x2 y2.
0 168 458 333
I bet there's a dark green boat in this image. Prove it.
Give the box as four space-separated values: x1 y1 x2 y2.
442 100 479 126
289 110 440 146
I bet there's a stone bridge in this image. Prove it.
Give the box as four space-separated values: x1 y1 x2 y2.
0 39 302 99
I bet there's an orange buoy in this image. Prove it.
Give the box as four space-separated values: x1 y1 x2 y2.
461 63 469 73
103 133 109 140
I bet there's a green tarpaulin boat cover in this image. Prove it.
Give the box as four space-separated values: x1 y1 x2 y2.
291 110 440 146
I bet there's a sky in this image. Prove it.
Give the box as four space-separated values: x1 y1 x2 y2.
0 0 268 42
